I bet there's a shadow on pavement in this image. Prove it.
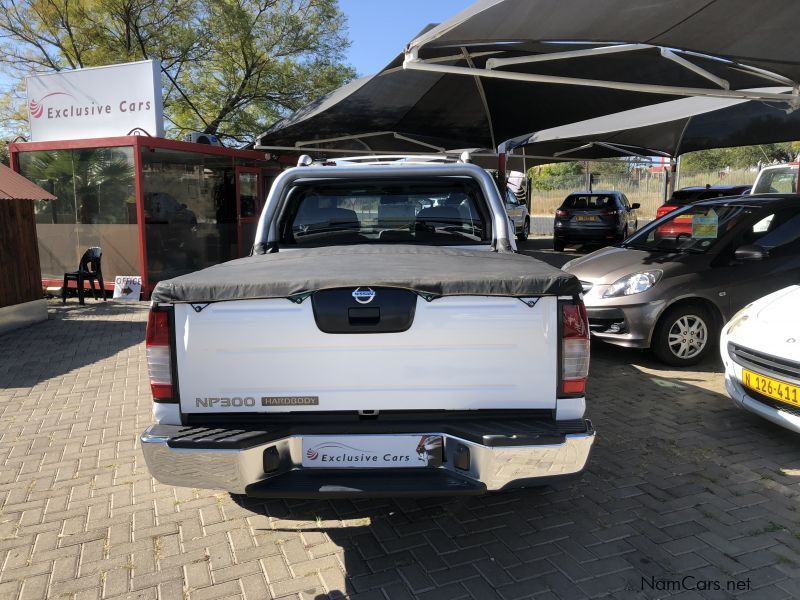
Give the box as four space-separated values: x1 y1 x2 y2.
0 301 146 388
230 347 800 599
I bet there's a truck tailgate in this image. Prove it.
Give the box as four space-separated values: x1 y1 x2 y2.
174 296 558 414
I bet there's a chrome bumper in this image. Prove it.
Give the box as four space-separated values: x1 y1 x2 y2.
140 423 595 496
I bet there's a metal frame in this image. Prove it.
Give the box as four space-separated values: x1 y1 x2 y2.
404 44 800 108
551 141 670 160
282 131 448 153
235 166 263 258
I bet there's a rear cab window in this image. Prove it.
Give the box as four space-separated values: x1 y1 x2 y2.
561 194 615 210
278 177 492 247
753 167 798 194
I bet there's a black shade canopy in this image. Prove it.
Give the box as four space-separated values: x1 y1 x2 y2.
258 0 800 155
410 0 800 84
505 88 800 159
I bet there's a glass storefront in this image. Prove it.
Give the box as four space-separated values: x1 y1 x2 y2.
17 147 139 280
12 138 281 296
140 147 237 284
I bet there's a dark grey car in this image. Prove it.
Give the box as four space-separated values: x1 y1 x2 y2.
563 195 800 366
553 191 639 251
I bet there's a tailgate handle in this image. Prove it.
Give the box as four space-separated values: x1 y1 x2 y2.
348 307 380 325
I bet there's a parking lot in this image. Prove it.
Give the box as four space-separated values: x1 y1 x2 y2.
1 250 799 600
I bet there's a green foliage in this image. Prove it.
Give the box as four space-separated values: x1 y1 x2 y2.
681 143 800 173
528 162 584 191
528 158 633 191
590 159 630 176
0 141 8 166
0 0 355 145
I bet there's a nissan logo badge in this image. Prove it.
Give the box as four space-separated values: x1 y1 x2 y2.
352 287 376 304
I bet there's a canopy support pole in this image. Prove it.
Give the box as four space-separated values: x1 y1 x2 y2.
485 43 651 70
668 158 678 200
403 50 800 107
462 47 497 150
293 131 446 153
659 48 729 90
553 141 664 160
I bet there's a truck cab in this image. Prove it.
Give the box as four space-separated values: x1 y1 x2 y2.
752 163 798 195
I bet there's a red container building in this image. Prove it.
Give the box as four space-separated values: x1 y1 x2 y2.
10 136 285 299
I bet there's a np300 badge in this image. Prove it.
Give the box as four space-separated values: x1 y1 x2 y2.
352 287 376 304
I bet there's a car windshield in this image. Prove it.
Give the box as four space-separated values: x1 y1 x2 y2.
668 189 704 205
621 204 754 253
279 178 491 247
753 167 797 194
669 188 747 206
561 194 614 209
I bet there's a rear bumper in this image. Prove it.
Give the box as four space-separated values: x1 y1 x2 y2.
140 418 595 497
554 222 620 240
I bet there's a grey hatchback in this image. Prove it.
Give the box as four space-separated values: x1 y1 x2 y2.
563 195 800 366
553 191 639 251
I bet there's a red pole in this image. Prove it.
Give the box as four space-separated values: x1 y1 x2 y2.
133 137 151 299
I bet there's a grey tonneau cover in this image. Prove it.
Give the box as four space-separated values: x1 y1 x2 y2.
151 245 582 303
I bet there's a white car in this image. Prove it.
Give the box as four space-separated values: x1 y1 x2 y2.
720 285 800 433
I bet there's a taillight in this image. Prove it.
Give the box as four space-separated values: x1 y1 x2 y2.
556 209 570 218
146 309 174 402
601 210 618 216
560 301 590 396
657 205 678 218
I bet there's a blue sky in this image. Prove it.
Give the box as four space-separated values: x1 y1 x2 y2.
339 0 473 76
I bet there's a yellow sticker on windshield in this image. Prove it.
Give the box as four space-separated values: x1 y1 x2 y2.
692 210 718 239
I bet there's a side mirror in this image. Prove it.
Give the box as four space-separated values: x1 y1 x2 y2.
734 244 767 261
631 203 641 209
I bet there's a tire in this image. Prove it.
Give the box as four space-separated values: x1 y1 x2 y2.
553 238 566 252
517 218 530 241
651 303 716 366
618 225 628 242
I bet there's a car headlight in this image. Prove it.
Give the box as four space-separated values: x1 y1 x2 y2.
602 270 662 298
725 303 753 335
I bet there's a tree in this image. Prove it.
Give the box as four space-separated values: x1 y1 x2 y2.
0 0 355 145
681 143 800 173
528 161 584 191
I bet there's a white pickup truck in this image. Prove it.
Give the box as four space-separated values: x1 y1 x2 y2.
140 160 594 498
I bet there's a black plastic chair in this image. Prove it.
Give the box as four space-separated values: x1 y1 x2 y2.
62 247 107 305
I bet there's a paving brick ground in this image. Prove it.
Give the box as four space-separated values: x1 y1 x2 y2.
1 298 799 600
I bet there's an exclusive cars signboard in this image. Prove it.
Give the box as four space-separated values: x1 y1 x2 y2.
26 60 164 141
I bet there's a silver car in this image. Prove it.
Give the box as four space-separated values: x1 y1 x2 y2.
505 187 530 241
563 195 800 366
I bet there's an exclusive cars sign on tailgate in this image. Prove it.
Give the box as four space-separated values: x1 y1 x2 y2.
26 60 164 141
301 435 443 468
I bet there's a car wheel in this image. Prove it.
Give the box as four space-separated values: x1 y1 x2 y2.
618 225 628 242
652 303 715 366
518 218 530 241
553 238 566 252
